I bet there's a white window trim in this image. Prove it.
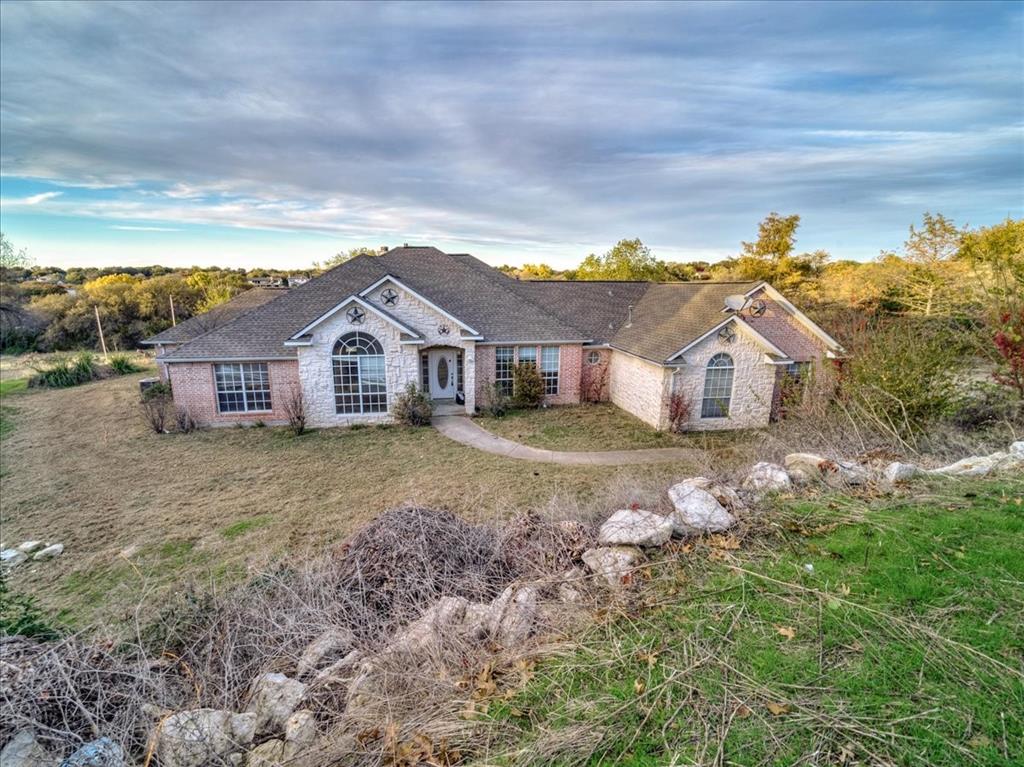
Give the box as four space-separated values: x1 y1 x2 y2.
214 362 273 414
700 353 735 419
332 338 388 416
541 346 560 395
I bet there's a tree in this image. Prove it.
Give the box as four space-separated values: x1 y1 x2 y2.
958 217 1024 313
575 239 669 281
316 246 378 271
185 270 247 312
723 213 828 296
0 232 32 270
882 212 974 317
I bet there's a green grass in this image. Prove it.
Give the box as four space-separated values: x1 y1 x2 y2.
485 479 1024 766
221 515 273 539
0 377 28 440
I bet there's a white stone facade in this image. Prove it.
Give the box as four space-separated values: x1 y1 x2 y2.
669 325 778 431
608 351 672 429
296 281 477 428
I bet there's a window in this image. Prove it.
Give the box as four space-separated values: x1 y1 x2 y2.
214 363 272 413
701 353 734 418
456 349 464 392
517 346 537 366
541 346 559 395
586 350 601 365
333 332 387 414
495 346 514 395
420 352 429 390
786 362 810 382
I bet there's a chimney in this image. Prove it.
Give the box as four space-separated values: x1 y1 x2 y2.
379 245 389 253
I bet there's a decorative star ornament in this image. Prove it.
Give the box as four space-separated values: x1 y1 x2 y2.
381 288 399 306
438 325 450 336
347 307 366 324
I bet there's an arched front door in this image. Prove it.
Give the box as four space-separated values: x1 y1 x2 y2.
428 349 457 399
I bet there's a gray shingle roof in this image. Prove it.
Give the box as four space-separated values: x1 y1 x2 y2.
142 287 288 345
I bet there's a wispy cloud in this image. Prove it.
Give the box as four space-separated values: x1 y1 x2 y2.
0 1 1020 267
4 191 64 205
110 225 181 232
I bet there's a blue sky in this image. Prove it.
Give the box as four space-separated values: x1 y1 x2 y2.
1 1 1021 270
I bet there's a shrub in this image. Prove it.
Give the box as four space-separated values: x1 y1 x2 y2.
482 381 511 417
108 353 142 375
666 390 692 433
174 405 197 433
28 351 98 388
282 385 307 436
512 362 544 408
140 381 172 433
392 383 432 426
992 308 1024 398
0 573 60 640
949 383 1021 431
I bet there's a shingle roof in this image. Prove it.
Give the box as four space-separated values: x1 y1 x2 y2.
142 287 288 345
156 247 586 361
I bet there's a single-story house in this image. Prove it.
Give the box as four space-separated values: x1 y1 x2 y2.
143 246 843 431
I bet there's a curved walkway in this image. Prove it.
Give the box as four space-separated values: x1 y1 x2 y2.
432 415 700 465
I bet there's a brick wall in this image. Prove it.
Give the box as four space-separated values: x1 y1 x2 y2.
580 348 611 402
473 343 583 409
743 289 828 361
168 359 300 426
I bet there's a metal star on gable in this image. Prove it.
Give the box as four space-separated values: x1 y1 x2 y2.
347 307 366 324
381 288 399 306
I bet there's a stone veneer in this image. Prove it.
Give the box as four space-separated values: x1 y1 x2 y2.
296 280 477 428
669 323 779 431
608 351 672 429
168 359 300 426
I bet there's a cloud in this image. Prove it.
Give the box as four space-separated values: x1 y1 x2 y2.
4 191 63 205
110 225 180 231
0 2 1020 266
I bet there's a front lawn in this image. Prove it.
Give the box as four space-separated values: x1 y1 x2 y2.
478 403 721 451
484 480 1024 766
0 375 704 630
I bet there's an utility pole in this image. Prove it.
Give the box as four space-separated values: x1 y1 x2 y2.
169 294 177 326
94 305 108 360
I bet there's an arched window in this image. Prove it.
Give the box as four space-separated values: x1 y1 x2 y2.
701 353 734 418
332 332 387 414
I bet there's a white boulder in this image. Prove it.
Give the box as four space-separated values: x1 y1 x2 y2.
284 709 318 751
928 453 1010 478
295 627 355 679
246 673 306 736
486 585 539 646
246 739 285 767
59 737 125 767
33 543 63 561
784 453 870 487
673 477 746 513
389 596 469 653
582 546 642 588
598 509 673 547
16 541 45 554
1 549 28 569
884 462 920 483
1010 441 1024 460
741 462 792 495
667 483 736 535
157 709 256 767
0 730 51 767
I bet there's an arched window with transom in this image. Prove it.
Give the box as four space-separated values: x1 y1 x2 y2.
332 332 387 414
701 353 734 418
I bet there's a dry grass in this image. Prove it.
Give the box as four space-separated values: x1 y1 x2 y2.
0 375 706 631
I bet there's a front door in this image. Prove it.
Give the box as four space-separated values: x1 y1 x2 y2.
428 349 456 399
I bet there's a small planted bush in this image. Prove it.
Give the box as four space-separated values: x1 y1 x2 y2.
512 363 544 408
140 381 173 433
29 352 98 388
108 353 142 375
0 573 60 640
482 382 511 418
393 383 433 426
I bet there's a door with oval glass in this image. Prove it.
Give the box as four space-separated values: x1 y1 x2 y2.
428 349 457 399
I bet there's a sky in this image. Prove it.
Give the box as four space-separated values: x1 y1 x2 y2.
0 1 1021 270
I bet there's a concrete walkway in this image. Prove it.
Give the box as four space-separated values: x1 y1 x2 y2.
432 415 700 465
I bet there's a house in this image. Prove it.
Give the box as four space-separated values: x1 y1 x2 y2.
145 246 843 431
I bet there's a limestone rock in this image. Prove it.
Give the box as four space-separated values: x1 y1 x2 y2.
157 709 256 767
247 673 306 736
246 739 285 767
582 546 642 588
741 462 791 495
32 543 64 561
1 548 28 569
311 649 364 686
389 596 469 654
884 461 920 483
784 453 870 487
666 483 736 535
0 730 52 767
1010 441 1024 460
597 509 673 547
928 453 1011 478
556 567 585 603
284 710 317 751
59 737 125 767
673 477 746 513
296 628 355 679
486 585 538 645
16 541 45 554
